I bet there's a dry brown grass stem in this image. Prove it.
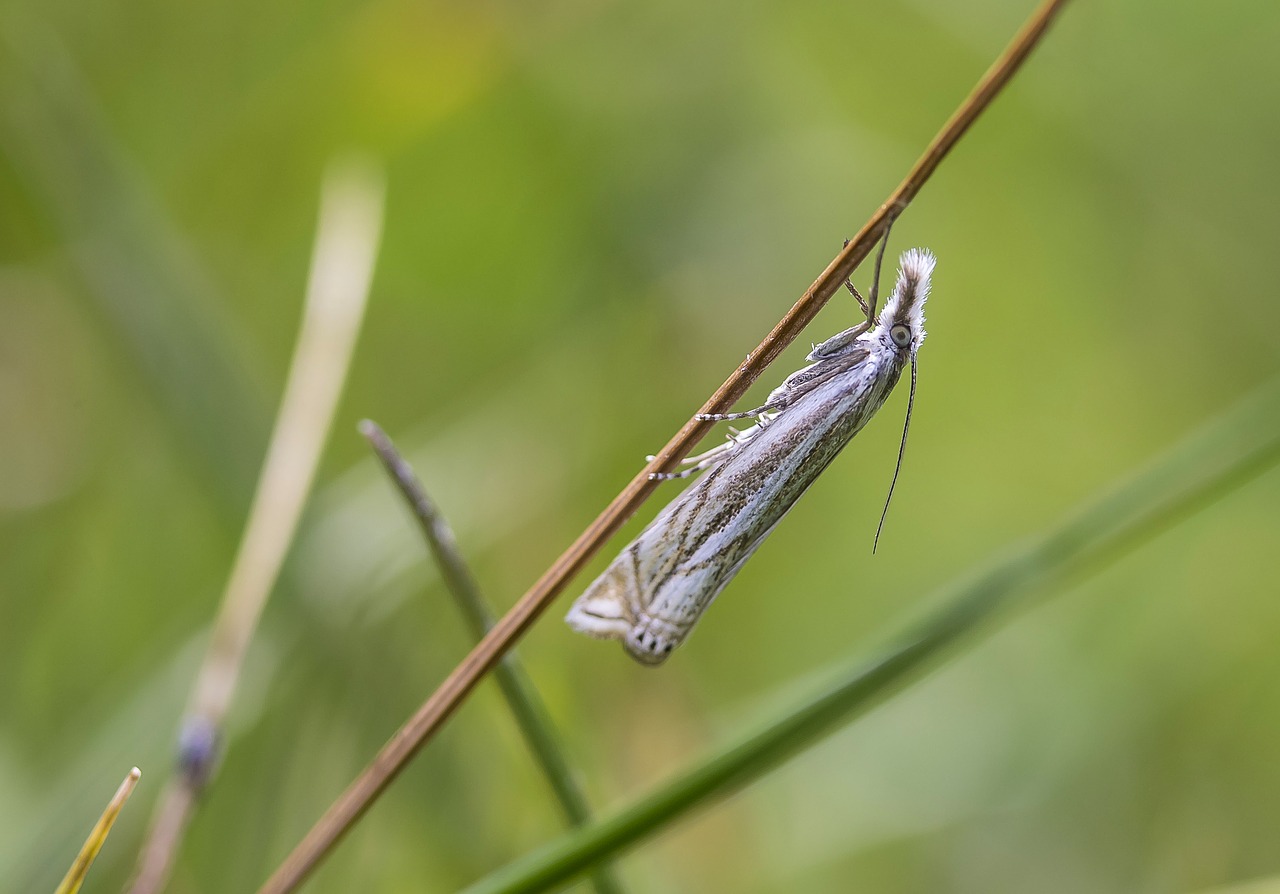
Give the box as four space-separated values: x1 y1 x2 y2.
129 161 384 894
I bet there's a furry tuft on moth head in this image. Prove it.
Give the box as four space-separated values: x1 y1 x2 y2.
877 248 933 350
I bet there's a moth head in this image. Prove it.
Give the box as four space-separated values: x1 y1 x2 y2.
877 248 934 353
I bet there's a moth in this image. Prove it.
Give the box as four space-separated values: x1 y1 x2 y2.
566 239 934 665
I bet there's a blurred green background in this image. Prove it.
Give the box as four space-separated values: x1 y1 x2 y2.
3 0 1280 891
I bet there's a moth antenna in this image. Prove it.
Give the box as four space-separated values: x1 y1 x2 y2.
866 213 896 321
874 353 916 553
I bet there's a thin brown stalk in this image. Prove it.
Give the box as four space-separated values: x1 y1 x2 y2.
129 161 384 894
360 420 626 894
256 3 1072 892
55 767 141 894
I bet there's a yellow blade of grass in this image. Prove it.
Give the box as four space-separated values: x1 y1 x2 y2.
54 768 141 894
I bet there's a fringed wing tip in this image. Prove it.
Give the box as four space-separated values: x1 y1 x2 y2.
565 588 633 640
624 639 673 666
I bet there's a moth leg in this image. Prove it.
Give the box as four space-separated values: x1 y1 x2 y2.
807 322 870 361
647 439 736 481
845 281 870 317
645 442 730 465
649 466 705 481
840 214 896 323
695 403 779 422
842 239 872 317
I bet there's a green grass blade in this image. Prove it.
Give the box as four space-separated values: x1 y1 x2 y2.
361 421 626 894
460 376 1280 894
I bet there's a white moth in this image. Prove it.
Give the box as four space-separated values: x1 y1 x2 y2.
566 246 934 665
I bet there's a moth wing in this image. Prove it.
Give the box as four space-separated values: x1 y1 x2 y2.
564 492 697 642
564 554 638 640
768 348 870 408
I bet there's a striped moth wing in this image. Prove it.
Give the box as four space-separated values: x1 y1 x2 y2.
566 248 934 665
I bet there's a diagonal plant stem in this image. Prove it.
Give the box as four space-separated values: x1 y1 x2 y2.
256 3 1073 891
359 420 626 894
129 161 384 894
55 768 141 894
457 377 1280 894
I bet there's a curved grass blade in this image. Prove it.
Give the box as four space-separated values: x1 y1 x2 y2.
360 420 626 894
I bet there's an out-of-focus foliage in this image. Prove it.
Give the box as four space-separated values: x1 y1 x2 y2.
1 1 1278 892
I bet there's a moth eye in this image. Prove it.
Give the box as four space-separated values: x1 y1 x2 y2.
890 324 912 348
